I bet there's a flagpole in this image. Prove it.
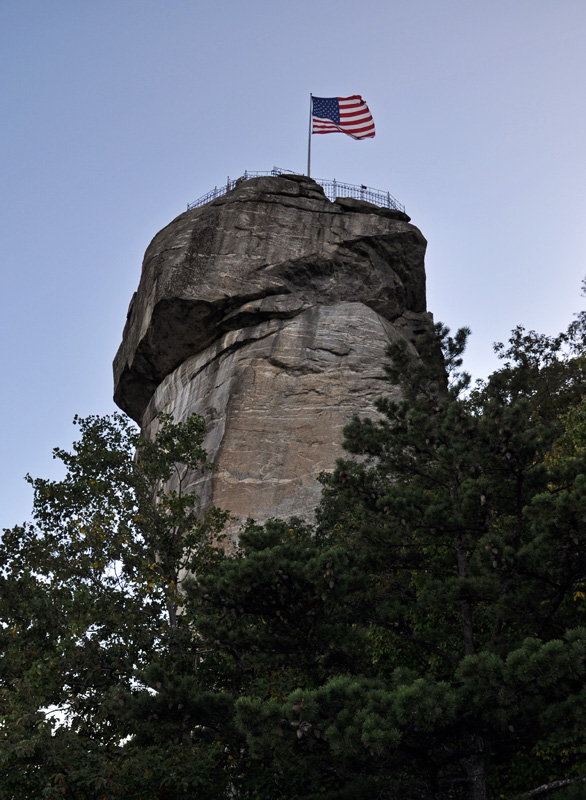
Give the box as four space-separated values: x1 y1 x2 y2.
307 93 312 177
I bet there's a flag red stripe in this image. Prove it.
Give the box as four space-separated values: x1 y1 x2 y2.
340 109 371 118
313 120 374 130
313 125 375 138
341 119 374 129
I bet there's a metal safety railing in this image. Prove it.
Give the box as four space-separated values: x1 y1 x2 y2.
187 167 405 213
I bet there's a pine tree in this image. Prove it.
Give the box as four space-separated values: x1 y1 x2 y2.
216 314 586 799
292 317 586 799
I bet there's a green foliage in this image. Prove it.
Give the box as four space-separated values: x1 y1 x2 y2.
308 318 586 798
0 413 231 798
3 303 586 799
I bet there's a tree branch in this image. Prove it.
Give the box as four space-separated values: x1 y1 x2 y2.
511 775 586 799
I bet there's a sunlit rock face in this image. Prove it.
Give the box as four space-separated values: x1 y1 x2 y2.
113 174 431 535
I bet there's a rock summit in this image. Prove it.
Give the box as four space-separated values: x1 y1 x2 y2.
113 174 431 532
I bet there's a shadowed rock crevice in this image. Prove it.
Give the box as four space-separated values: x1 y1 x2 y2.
114 291 297 422
113 174 431 531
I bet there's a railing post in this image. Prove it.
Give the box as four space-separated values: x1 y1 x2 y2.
333 178 337 199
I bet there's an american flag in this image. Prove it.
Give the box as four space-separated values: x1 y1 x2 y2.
311 95 375 140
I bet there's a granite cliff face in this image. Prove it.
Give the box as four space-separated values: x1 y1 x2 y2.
113 174 431 534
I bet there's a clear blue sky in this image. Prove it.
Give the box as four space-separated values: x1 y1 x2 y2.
2 0 586 528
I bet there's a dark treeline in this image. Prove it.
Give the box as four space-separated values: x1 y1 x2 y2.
2 302 586 799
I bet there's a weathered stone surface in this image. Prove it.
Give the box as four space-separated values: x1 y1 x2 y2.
114 175 427 422
113 174 431 532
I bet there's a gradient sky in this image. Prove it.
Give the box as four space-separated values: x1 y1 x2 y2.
2 0 586 529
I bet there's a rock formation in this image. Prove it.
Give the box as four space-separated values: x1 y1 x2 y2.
113 174 431 536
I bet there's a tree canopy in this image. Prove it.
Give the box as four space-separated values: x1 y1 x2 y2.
2 306 586 799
